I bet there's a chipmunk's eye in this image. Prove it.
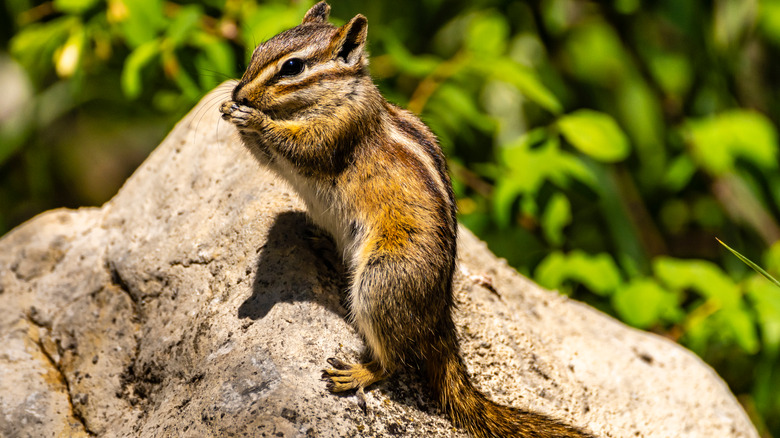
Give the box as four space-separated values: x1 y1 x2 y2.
279 58 305 77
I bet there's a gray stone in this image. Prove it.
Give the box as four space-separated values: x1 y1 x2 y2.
0 85 758 438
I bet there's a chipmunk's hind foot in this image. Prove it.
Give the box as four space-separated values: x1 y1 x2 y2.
322 358 388 392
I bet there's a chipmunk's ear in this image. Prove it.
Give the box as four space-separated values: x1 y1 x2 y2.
302 1 330 24
333 14 367 66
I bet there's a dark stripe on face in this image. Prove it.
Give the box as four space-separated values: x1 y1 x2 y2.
234 24 337 96
232 82 244 102
271 65 362 97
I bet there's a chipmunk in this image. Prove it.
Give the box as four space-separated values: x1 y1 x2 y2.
220 3 593 437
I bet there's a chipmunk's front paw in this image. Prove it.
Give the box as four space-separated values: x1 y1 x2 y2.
219 100 265 129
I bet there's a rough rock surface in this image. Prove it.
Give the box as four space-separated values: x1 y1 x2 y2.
0 86 758 438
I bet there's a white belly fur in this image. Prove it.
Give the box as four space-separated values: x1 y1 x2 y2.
268 154 384 365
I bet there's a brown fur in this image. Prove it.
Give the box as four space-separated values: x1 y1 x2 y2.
220 3 594 437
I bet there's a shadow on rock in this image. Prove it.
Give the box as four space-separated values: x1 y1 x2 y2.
238 211 348 321
237 211 438 416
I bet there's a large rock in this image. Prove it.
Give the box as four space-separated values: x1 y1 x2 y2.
0 85 758 438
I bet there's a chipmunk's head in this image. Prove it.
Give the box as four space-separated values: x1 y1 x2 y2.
232 2 370 120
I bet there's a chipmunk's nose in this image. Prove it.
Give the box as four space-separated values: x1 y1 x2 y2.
232 83 256 108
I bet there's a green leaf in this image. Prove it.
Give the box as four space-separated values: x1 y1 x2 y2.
493 134 596 228
724 306 760 354
654 257 740 305
501 133 597 189
562 21 629 86
684 110 779 176
646 51 692 97
662 154 697 192
717 239 780 289
766 241 780 275
713 0 755 49
192 34 236 89
0 56 34 167
433 83 495 133
9 17 76 84
487 59 563 114
612 279 677 328
616 77 665 184
381 34 440 77
163 50 201 100
691 197 724 229
241 3 314 52
746 275 780 355
166 4 202 46
558 109 631 162
119 0 166 48
55 27 85 78
53 0 100 14
615 0 640 13
760 0 780 47
121 40 161 99
587 162 648 276
654 256 758 353
541 192 571 246
535 250 623 296
492 178 523 228
466 11 509 56
659 199 689 234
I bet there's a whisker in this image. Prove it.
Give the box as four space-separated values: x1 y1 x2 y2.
196 68 234 82
188 86 234 145
188 91 229 133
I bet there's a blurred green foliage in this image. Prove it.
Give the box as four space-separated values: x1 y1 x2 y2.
2 0 780 434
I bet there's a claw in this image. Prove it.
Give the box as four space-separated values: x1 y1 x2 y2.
357 387 367 414
327 357 349 370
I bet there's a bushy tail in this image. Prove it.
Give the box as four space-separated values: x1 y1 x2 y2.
426 348 593 438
